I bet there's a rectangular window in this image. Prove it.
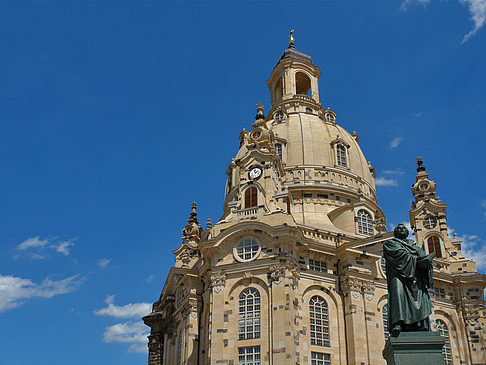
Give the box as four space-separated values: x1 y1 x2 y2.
317 193 328 198
311 352 331 365
309 259 327 273
276 143 283 159
336 144 347 167
238 346 261 365
303 193 313 198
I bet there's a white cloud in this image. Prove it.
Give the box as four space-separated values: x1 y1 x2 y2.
0 274 84 312
146 274 154 283
382 168 405 176
413 112 423 118
95 294 151 319
95 295 151 353
16 236 76 258
102 321 148 353
17 237 49 251
402 0 486 42
98 258 112 269
375 177 399 186
390 137 403 149
401 0 429 11
460 0 486 42
459 234 486 271
53 239 75 256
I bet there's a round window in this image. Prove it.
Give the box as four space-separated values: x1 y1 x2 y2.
234 239 261 262
419 183 429 191
424 215 437 229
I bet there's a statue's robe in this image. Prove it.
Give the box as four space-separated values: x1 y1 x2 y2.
383 237 433 331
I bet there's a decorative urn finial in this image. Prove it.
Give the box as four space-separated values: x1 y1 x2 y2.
182 201 201 242
289 29 295 48
416 156 426 172
255 102 265 120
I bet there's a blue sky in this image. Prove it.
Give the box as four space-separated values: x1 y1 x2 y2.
1 1 485 364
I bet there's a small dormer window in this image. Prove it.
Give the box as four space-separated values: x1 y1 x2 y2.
331 138 350 168
306 107 313 113
336 144 347 167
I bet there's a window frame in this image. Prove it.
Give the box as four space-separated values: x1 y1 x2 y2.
309 295 330 347
382 304 389 341
330 138 350 169
238 345 261 365
244 186 258 209
356 209 374 236
427 235 442 258
238 288 261 341
435 319 453 365
311 351 331 365
233 238 261 263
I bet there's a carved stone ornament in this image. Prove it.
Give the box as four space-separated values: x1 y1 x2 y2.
210 271 226 294
361 280 376 302
188 298 198 319
181 298 198 320
341 277 362 300
148 333 162 353
374 216 387 234
269 263 286 285
179 249 191 268
464 306 483 326
268 261 300 287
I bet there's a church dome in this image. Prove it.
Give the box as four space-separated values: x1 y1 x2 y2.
226 38 383 236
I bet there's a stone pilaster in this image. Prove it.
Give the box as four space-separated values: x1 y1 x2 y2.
464 305 486 364
268 259 301 364
208 270 226 365
340 276 370 365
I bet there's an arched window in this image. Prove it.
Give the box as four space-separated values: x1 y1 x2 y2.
382 304 389 341
295 72 311 96
309 296 330 347
436 319 452 365
239 288 261 340
244 187 258 208
336 144 347 167
357 210 374 235
428 236 442 258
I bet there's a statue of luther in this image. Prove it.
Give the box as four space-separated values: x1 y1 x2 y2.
384 224 435 335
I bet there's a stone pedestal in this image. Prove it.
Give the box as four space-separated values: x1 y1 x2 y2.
383 331 446 365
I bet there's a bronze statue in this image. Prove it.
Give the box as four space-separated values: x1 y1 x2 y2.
383 224 435 335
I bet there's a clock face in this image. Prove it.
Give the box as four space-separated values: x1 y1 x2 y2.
419 183 429 191
249 167 262 179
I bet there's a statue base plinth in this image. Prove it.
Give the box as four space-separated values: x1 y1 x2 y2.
383 331 446 365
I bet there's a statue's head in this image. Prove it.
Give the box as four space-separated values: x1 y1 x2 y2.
394 224 409 240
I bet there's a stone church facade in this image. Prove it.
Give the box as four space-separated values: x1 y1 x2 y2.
143 40 486 365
